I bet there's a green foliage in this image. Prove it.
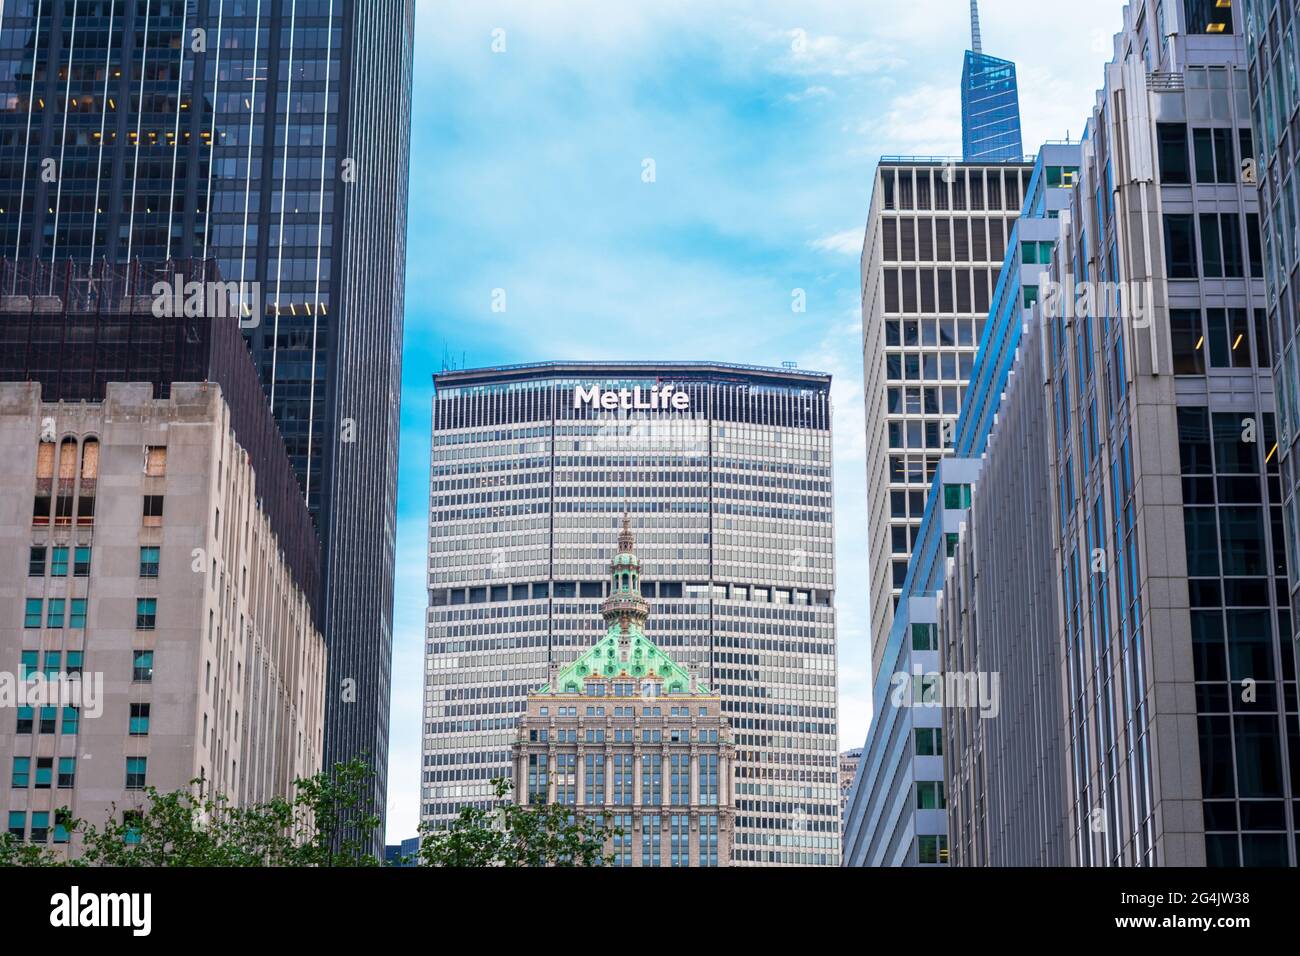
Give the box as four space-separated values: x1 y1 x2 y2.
0 757 384 868
1 761 612 868
417 779 618 867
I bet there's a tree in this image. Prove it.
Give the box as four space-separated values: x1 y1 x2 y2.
0 757 385 868
417 779 618 867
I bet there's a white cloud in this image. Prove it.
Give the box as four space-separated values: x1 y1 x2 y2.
809 228 864 255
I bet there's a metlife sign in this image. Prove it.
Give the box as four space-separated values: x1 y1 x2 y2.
573 384 691 411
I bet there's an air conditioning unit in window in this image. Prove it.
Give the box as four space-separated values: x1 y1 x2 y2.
1242 158 1258 185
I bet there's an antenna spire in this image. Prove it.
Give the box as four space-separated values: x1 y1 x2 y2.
970 0 983 54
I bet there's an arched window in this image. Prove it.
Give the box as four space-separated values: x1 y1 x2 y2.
80 439 99 480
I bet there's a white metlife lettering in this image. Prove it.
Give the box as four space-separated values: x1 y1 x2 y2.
573 384 690 411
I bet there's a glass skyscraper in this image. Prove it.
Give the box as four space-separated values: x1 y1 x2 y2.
0 0 415 849
960 1 1025 162
424 361 840 866
1243 0 1300 719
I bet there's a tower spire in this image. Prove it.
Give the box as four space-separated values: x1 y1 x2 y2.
970 0 983 54
618 510 635 553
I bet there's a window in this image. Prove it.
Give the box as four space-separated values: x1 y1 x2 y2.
47 599 65 629
12 757 30 788
73 546 91 577
57 757 75 789
1171 310 1206 374
125 757 147 790
28 546 46 576
43 651 60 679
132 650 154 683
1156 123 1190 184
20 650 37 680
916 780 946 809
943 483 972 509
66 651 83 675
1163 214 1198 278
1183 0 1233 34
70 599 87 629
38 707 56 734
142 495 164 526
61 707 79 735
918 834 949 864
916 727 943 756
8 812 25 840
50 546 68 577
129 703 150 737
34 757 52 789
136 598 157 630
29 812 49 843
124 811 142 845
24 598 42 628
139 546 160 578
912 623 938 651
16 707 33 734
145 446 167 477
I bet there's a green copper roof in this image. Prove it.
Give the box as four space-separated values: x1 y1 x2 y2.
540 624 708 695
538 512 709 695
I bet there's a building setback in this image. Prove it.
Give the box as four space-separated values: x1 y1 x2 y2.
1242 0 1300 710
512 517 734 866
0 278 325 853
0 0 416 846
424 361 839 866
861 158 1033 677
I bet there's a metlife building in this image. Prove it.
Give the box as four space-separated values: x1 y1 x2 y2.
423 361 839 865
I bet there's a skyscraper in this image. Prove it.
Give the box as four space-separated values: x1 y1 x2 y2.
846 143 1078 866
424 361 839 866
861 157 1032 675
511 516 735 867
1242 0 1300 708
961 1 1025 163
0 0 416 846
943 0 1299 868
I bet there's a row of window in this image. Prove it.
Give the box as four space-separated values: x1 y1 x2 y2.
1163 212 1265 280
1171 308 1272 373
24 597 157 629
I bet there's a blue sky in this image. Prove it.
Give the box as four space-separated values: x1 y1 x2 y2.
386 0 1125 840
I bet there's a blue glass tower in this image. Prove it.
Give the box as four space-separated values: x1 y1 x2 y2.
960 1 1024 162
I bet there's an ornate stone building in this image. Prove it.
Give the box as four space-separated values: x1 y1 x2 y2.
512 516 734 866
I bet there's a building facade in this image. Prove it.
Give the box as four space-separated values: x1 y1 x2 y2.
512 517 734 866
425 361 839 866
1242 0 1300 706
1035 0 1298 866
861 157 1033 676
0 379 326 852
0 0 416 840
940 304 1069 867
845 143 1079 867
838 747 861 825
961 1 1025 163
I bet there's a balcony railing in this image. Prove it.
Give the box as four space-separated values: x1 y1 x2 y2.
1148 71 1185 92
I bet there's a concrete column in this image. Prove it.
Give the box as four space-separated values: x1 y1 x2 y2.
690 747 700 806
604 751 614 808
547 751 556 804
633 751 643 805
577 749 586 805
